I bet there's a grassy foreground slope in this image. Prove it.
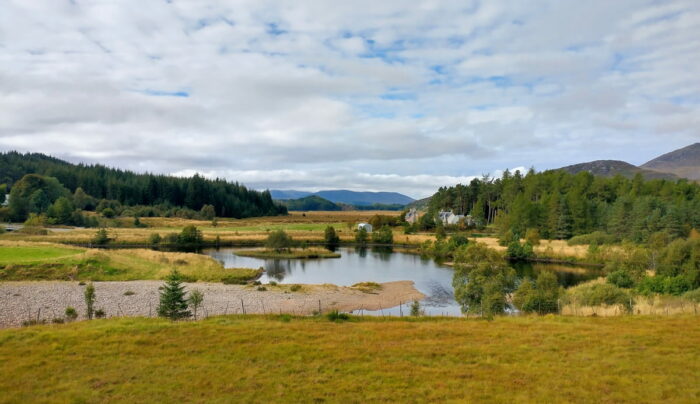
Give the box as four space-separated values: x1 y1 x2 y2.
1 316 699 403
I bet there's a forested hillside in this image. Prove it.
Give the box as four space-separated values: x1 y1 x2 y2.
0 152 286 219
429 168 700 242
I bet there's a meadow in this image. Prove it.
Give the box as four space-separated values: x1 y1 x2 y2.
0 241 258 282
0 315 698 403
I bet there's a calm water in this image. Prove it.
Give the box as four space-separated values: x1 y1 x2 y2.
203 247 601 316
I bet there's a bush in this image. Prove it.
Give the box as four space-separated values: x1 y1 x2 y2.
123 290 136 296
506 241 534 261
513 272 560 314
355 228 369 245
326 310 349 322
290 284 302 292
101 208 115 218
564 283 633 311
568 231 616 246
92 228 110 245
637 275 694 296
149 233 162 245
324 226 340 246
410 300 421 317
257 286 267 291
266 230 293 252
607 270 635 288
95 309 106 318
64 307 78 321
178 225 203 245
371 226 393 244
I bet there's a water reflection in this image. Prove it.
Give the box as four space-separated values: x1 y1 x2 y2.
203 247 600 316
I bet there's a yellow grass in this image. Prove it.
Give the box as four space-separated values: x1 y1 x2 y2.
0 315 699 402
0 241 259 282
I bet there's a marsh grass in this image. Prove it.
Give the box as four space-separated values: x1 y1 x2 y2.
0 315 699 402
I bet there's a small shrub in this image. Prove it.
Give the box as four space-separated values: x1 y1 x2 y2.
290 284 302 292
278 314 292 322
269 281 277 286
253 280 262 285
51 318 65 324
123 290 136 296
607 270 635 288
410 300 421 316
65 307 78 321
568 231 616 246
326 310 350 322
95 309 106 318
149 233 162 245
92 228 110 245
257 286 267 291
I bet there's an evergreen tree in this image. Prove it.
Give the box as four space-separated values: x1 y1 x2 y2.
158 270 192 320
324 226 340 246
84 282 96 320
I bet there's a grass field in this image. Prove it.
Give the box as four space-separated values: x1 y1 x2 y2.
0 244 84 264
0 242 259 282
0 315 698 403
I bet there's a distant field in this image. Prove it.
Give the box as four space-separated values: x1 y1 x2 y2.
0 315 698 402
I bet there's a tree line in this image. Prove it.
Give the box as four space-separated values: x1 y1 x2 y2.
0 151 287 221
429 168 700 242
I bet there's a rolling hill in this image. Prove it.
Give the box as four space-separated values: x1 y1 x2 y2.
271 189 414 206
641 143 700 180
558 160 679 180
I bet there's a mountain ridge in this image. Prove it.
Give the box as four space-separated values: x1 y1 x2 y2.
641 143 700 180
270 189 414 206
558 160 680 180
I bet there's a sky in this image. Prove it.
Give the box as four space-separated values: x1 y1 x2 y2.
1 0 699 199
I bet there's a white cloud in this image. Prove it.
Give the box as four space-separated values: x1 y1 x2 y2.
1 0 699 196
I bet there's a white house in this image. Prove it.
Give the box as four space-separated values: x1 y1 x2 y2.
357 223 373 233
1 194 9 207
438 210 464 226
405 208 418 224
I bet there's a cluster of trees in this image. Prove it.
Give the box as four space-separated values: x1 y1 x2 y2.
429 169 700 242
0 151 287 220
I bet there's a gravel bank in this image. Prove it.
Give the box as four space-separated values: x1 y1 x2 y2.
0 280 424 328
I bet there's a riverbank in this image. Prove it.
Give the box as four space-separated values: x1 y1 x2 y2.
0 280 424 328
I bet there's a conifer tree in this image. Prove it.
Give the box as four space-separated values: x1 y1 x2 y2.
157 270 192 320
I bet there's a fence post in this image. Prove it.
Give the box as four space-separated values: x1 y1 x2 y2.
240 298 245 315
318 300 322 314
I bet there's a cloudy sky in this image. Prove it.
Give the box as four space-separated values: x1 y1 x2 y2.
1 1 699 198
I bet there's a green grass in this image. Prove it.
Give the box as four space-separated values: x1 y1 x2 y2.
235 248 341 259
0 246 84 264
0 315 699 402
0 244 260 282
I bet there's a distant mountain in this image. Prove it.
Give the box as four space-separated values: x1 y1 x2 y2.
269 190 313 200
641 143 700 180
270 189 414 206
282 195 341 211
314 190 414 206
558 160 679 180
